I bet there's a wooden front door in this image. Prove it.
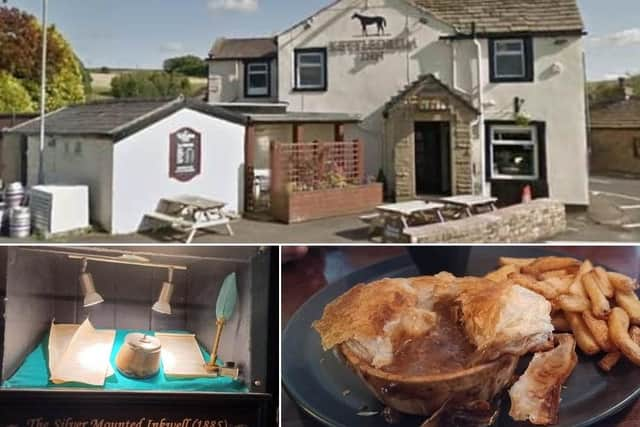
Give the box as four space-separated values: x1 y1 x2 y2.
414 122 451 196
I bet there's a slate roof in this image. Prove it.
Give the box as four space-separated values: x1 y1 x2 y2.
279 0 584 37
6 97 248 142
209 37 277 60
414 0 584 35
590 98 640 129
384 74 479 115
0 114 38 131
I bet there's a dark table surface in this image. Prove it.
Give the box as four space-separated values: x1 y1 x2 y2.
281 246 640 427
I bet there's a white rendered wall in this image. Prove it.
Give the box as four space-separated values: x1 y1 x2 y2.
276 0 589 204
209 58 278 103
111 108 246 234
277 0 453 176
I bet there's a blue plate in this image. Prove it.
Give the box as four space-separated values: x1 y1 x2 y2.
282 248 640 427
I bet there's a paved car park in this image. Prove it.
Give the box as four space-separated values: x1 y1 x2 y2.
2 175 639 244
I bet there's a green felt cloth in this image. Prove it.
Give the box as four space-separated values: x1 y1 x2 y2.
2 329 248 392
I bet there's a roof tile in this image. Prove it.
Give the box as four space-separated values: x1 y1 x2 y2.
413 0 583 34
591 98 640 129
209 37 277 60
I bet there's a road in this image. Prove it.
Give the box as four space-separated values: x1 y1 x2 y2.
552 176 640 242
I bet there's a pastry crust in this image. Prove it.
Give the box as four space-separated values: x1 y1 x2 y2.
456 279 554 361
313 275 553 368
312 277 440 367
508 334 578 425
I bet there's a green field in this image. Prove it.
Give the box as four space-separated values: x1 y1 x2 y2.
88 69 208 101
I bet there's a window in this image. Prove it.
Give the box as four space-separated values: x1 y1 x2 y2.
489 38 533 82
294 48 327 91
490 125 539 180
245 61 270 97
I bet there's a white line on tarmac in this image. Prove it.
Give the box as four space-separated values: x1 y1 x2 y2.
590 178 612 185
591 191 640 203
620 205 640 210
623 223 640 229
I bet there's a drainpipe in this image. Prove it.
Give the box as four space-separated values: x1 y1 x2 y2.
471 22 487 196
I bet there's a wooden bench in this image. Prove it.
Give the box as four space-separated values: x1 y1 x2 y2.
145 211 233 244
359 213 383 237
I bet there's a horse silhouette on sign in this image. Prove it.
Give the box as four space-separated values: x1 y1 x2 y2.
352 13 387 36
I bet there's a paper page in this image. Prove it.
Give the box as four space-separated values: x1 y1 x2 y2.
50 319 116 386
156 333 216 378
48 323 80 375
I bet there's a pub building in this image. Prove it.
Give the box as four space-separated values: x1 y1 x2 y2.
0 246 278 425
208 0 590 207
2 98 249 234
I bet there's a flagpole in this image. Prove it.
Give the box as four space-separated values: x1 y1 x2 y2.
37 0 48 185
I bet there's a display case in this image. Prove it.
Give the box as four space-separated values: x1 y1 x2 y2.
0 246 276 427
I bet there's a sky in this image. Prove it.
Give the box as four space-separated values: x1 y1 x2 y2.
5 0 640 81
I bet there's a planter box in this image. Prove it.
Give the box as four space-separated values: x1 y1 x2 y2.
272 184 383 223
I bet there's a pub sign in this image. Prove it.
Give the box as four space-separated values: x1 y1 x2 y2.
170 128 202 182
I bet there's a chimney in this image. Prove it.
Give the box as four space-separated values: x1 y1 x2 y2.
619 77 634 101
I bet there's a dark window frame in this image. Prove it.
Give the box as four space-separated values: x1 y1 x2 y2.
485 120 547 182
244 59 272 98
293 47 328 92
489 37 534 83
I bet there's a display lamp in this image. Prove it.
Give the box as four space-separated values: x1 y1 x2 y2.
79 258 104 308
152 267 175 315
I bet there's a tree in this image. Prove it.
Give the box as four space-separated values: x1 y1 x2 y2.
111 71 191 99
0 72 35 112
163 55 208 77
589 74 640 105
0 6 86 111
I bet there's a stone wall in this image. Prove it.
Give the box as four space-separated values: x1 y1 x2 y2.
400 199 566 243
591 128 640 177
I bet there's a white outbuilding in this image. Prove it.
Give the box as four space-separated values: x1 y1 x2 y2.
2 97 248 234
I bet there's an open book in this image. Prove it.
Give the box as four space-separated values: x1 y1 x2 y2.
48 319 116 386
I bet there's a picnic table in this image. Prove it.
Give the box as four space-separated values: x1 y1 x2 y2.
376 201 445 242
146 195 235 244
439 195 498 217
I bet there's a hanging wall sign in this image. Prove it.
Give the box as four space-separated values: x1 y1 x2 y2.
170 128 202 182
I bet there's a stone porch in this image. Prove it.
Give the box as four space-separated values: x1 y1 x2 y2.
383 74 479 201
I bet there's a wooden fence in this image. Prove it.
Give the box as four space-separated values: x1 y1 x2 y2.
269 140 365 195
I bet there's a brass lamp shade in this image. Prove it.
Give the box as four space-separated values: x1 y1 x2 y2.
152 281 174 315
79 272 104 308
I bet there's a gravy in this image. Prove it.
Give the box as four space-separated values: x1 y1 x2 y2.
382 305 475 376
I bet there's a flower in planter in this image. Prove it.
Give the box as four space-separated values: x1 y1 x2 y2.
514 112 532 127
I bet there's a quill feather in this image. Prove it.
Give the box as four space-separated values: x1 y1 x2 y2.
216 272 238 321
